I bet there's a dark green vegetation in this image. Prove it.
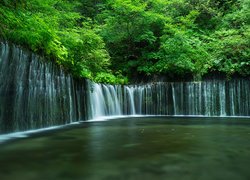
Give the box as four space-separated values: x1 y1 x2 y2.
0 0 249 83
1 117 250 180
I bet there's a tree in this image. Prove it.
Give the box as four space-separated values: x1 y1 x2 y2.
98 0 167 77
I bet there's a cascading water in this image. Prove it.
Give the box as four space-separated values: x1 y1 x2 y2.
1 41 250 135
0 42 87 134
88 80 250 117
88 82 122 119
125 86 136 115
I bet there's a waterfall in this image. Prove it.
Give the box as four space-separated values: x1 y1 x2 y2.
1 42 250 135
87 80 250 117
125 86 136 115
0 42 87 134
171 83 177 115
138 87 143 114
88 82 122 119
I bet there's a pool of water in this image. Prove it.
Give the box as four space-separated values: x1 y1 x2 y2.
0 116 250 180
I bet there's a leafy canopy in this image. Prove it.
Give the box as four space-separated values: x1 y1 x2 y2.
0 0 249 83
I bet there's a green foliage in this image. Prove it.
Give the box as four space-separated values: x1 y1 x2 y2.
0 0 120 83
99 0 249 80
94 72 128 84
58 27 110 77
0 0 249 83
210 28 250 76
207 0 250 77
98 0 168 77
153 32 211 77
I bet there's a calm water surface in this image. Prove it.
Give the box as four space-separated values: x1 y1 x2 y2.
0 117 250 180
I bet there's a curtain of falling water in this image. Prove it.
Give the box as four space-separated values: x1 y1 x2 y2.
0 42 88 134
1 42 250 134
88 80 250 118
